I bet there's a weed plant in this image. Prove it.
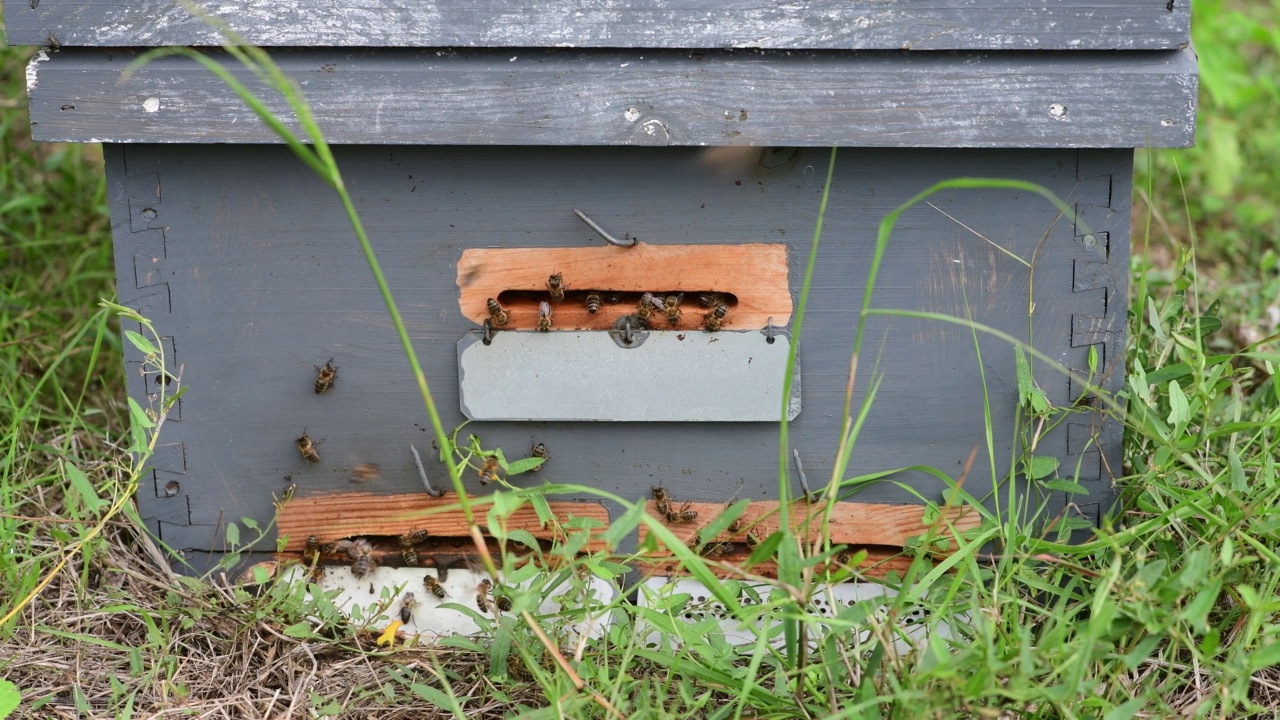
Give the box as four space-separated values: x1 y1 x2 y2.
3 0 1280 716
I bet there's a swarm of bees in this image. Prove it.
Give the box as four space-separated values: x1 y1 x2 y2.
314 357 337 394
536 301 553 332
398 529 429 566
546 273 565 303
295 430 321 463
652 484 699 523
423 572 448 599
478 456 500 485
486 297 509 326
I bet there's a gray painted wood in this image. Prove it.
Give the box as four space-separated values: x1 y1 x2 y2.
5 0 1191 51
29 47 1197 148
107 144 1128 571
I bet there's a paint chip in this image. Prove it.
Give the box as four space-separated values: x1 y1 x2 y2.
143 97 161 113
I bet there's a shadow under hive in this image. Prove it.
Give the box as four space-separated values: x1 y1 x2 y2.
8 0 1197 575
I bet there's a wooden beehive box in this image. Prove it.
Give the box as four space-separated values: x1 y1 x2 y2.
9 0 1196 575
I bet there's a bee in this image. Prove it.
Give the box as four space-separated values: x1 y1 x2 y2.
308 565 327 584
536 301 553 332
666 502 698 523
585 293 602 315
400 592 418 624
486 297 509 327
703 542 731 557
745 532 761 549
698 293 727 308
295 430 321 463
835 549 853 566
494 590 513 612
547 273 565 303
703 303 728 332
349 538 375 578
651 485 671 516
477 579 493 612
398 530 427 566
313 357 337 394
478 457 499 485
351 463 380 484
304 534 321 562
423 573 448 599
530 441 549 471
636 292 657 327
662 294 684 325
727 512 744 535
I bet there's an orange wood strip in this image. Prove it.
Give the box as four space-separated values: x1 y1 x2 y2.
277 492 611 551
456 243 791 331
638 500 979 550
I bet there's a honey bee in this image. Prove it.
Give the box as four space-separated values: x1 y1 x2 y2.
666 502 698 523
494 590 513 612
662 294 684 325
304 534 321 562
400 592 418 624
585 293 601 314
295 430 321 463
478 457 499 485
486 297 509 326
351 463 380 484
536 301 552 332
745 532 761 549
398 530 427 566
727 511 744 535
698 293 727 308
636 292 657 327
308 565 327 584
530 441 549 471
703 542 731 557
313 357 337 394
477 579 493 612
423 573 448 599
651 485 671 515
349 538 375 578
547 273 565 303
703 303 728 332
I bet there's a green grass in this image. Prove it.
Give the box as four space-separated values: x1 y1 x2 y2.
3 0 1280 716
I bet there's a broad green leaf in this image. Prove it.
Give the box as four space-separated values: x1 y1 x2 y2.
124 329 159 356
1088 344 1099 374
504 457 544 475
1043 478 1086 494
241 517 260 531
1166 381 1190 427
252 565 270 585
1023 456 1060 480
407 683 456 708
1179 579 1221 632
127 397 155 429
1228 449 1247 492
225 521 240 547
602 502 645 551
1104 699 1145 720
527 492 552 527
0 678 20 719
1014 346 1033 409
65 461 107 514
1247 642 1280 673
283 622 314 639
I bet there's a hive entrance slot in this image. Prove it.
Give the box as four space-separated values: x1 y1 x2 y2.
494 289 739 330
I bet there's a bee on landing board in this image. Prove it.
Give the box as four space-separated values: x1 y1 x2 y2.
478 457 499 485
536 301 553 332
313 357 337 394
399 592 418 624
703 303 728 332
423 573 448 599
662 294 684 325
486 298 509 327
349 538 375 578
295 430 322 463
546 273 565 303
636 292 657 327
666 502 698 523
651 485 671 516
584 293 602 315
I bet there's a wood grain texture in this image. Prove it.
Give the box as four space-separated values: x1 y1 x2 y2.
639 500 979 550
3 0 1190 50
28 47 1197 148
276 492 611 552
457 243 790 330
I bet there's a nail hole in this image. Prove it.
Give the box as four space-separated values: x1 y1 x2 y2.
141 208 158 220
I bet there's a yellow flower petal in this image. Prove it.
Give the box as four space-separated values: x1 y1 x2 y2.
377 620 404 647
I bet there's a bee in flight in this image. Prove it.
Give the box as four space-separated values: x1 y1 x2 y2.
651 485 671 516
351 463 380 484
662 294 684 325
666 502 698 523
584 293 601 315
348 538 375 578
476 579 494 612
478 456 499 485
295 430 321 463
313 357 337 394
398 529 428 566
547 273 565 303
703 303 728 332
536 301 553 332
486 297 509 327
530 441 549 471
636 292 657 327
400 592 418 624
423 573 448 599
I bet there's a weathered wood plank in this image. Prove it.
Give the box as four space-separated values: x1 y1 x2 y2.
27 47 1198 148
4 0 1190 51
